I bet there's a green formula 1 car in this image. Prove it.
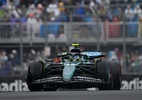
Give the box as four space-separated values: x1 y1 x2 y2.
26 44 122 91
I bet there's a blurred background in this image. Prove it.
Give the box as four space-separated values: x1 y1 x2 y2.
0 0 142 91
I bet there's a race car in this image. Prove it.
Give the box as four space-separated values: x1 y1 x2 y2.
26 44 122 91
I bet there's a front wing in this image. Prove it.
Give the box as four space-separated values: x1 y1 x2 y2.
32 76 107 84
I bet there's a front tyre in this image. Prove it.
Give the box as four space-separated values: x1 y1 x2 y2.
28 84 43 91
43 84 58 91
43 88 58 91
26 61 44 91
97 61 113 90
111 62 122 90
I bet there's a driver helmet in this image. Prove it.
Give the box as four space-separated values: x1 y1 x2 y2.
64 55 72 62
73 55 80 62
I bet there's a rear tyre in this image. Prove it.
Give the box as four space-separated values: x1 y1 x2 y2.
26 61 44 91
111 62 121 90
97 61 113 90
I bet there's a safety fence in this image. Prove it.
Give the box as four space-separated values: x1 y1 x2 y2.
0 22 140 43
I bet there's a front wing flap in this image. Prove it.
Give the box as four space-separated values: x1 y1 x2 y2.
33 76 106 84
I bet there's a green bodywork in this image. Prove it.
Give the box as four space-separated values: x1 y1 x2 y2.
63 62 80 81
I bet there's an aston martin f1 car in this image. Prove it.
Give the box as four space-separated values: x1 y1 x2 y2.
26 44 122 91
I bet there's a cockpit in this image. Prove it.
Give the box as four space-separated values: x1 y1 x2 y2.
62 54 87 63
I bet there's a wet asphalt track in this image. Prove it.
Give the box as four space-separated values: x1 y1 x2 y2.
0 90 142 100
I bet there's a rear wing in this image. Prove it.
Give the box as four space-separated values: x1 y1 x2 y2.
81 52 106 59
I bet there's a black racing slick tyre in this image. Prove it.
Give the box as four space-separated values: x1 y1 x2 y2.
43 87 58 91
111 62 122 90
26 61 44 91
97 61 113 90
43 84 58 91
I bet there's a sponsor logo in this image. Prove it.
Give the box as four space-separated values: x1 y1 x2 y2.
0 80 29 91
121 78 142 90
82 52 101 56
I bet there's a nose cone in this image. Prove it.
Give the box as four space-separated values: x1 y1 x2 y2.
63 63 76 82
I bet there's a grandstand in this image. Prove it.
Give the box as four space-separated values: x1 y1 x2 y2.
0 0 142 76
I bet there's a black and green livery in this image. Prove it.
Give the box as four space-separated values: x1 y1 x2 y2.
26 44 122 91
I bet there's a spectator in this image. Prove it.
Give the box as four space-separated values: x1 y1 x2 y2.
6 0 13 10
83 10 94 32
0 0 6 6
104 0 110 5
27 13 37 39
59 32 65 38
107 50 118 61
127 18 138 37
10 6 22 20
73 2 85 22
39 16 60 38
28 49 36 61
57 2 68 22
1 14 10 38
97 6 106 21
13 0 20 7
9 49 20 67
43 46 51 59
108 19 115 38
74 2 85 15
137 52 142 68
57 11 68 22
96 0 103 5
106 7 113 21
112 6 123 21
109 16 120 38
36 17 43 35
104 18 109 37
20 4 27 16
10 14 19 37
46 0 60 17
89 0 96 11
26 4 37 17
47 16 60 38
0 8 5 21
0 50 12 76
129 51 140 72
39 23 46 38
0 50 7 68
133 5 142 15
133 5 141 21
20 0 32 7
58 1 65 12
124 5 135 21
138 13 142 39
35 3 43 18
20 14 27 31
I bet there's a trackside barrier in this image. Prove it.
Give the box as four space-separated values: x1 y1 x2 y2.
0 74 142 91
0 22 139 43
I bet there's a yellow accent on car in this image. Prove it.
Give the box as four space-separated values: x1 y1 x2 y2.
62 52 67 55
94 58 102 66
71 44 80 47
38 58 46 69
